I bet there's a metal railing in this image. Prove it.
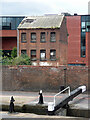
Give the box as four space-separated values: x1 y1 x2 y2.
54 86 70 107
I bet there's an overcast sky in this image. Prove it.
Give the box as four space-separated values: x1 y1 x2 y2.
0 0 89 16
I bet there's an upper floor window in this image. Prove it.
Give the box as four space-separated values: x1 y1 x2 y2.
81 22 85 28
50 32 56 42
50 50 56 60
40 32 46 42
31 33 36 42
21 33 27 43
40 50 46 61
31 50 37 61
1 17 24 30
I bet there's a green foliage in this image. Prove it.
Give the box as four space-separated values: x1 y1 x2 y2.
11 47 17 58
0 47 31 65
0 50 3 65
0 50 3 57
2 56 13 65
1 52 31 66
12 54 31 65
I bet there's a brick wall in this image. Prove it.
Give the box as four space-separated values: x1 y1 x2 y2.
0 30 17 37
2 66 89 92
66 16 88 66
2 37 17 50
18 18 68 66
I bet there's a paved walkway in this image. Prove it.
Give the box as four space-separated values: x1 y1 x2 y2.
0 91 90 119
0 91 89 109
0 111 88 120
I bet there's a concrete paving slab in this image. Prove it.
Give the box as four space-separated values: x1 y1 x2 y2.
0 111 89 120
0 91 90 118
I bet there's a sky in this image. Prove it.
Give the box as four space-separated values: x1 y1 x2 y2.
0 0 89 16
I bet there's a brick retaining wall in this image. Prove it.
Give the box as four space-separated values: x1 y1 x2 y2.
2 66 89 92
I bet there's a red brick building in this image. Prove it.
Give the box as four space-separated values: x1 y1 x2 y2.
0 16 24 56
1 15 90 66
1 30 17 51
18 15 68 66
66 15 90 66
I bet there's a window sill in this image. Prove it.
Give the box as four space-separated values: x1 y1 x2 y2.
40 41 46 43
31 41 36 43
40 59 47 61
50 41 56 42
21 41 27 43
31 58 37 61
81 56 86 58
50 59 56 61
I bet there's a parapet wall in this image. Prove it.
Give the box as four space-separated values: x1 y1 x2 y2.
2 65 89 92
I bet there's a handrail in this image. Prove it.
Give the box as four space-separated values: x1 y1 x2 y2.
54 86 70 106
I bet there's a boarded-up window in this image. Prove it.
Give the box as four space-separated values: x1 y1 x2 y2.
31 33 36 42
50 50 56 60
21 33 26 43
50 32 56 42
40 50 46 61
40 32 46 42
31 50 36 61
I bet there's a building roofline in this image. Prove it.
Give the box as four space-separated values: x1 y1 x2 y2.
0 15 25 18
67 14 90 16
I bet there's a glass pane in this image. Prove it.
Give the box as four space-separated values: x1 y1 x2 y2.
31 50 36 60
16 17 24 29
31 50 36 55
41 32 46 42
21 50 26 54
81 22 85 28
3 18 6 22
11 18 16 30
31 33 36 40
21 33 27 43
50 50 56 60
50 32 56 42
0 17 2 30
7 17 11 23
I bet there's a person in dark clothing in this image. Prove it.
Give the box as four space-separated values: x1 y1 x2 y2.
38 90 44 104
9 96 15 113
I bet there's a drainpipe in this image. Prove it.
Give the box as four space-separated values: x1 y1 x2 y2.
17 29 19 57
64 67 67 88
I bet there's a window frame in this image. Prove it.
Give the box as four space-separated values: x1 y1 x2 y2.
21 50 27 55
50 32 56 42
31 32 36 43
40 50 46 61
21 33 27 43
40 32 46 43
31 50 37 61
50 49 56 61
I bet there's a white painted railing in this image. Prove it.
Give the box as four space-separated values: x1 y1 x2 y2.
48 86 70 112
54 86 70 107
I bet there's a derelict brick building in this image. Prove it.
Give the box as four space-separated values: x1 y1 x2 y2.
18 15 68 66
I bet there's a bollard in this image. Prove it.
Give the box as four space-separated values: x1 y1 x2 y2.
38 90 44 104
9 96 15 113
